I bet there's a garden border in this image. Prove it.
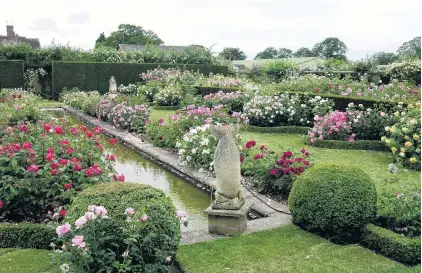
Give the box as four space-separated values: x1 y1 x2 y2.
306 138 389 151
361 224 421 265
61 107 292 244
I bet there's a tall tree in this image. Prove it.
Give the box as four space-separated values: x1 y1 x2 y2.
294 47 316 57
95 24 164 49
277 48 293 58
312 37 348 60
219 47 247 60
397 36 421 59
254 47 279 59
370 52 398 65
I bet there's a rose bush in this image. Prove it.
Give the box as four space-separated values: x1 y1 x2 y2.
117 83 138 95
382 103 421 170
0 120 118 222
154 85 184 106
108 102 150 132
96 98 115 122
203 91 246 113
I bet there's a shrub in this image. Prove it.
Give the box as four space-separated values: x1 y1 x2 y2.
154 85 184 106
80 93 101 117
117 83 138 95
201 74 246 88
96 98 115 121
62 183 181 272
241 143 312 196
288 163 377 243
138 81 162 102
0 223 55 249
382 103 421 170
108 102 150 132
389 59 421 85
362 224 421 265
203 90 245 112
60 90 100 111
0 121 116 222
261 60 299 82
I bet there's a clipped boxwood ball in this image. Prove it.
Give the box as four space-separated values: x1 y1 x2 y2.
67 182 181 271
288 163 377 243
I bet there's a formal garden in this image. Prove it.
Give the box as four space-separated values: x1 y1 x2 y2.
0 42 421 273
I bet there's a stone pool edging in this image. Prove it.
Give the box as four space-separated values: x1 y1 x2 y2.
61 107 292 244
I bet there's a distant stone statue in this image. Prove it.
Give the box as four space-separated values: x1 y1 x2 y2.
107 76 118 99
109 76 117 93
210 123 244 210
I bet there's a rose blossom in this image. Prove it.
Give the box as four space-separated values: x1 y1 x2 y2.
84 211 97 221
124 208 135 216
139 214 148 222
71 235 86 248
75 216 88 229
56 223 71 237
94 206 108 218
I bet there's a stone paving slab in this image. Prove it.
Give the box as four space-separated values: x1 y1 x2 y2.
61 107 292 244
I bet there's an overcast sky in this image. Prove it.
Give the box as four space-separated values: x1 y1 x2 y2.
1 0 420 60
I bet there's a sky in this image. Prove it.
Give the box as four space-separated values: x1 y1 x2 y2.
0 0 420 60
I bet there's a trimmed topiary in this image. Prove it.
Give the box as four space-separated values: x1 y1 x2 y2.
66 182 181 271
288 163 377 243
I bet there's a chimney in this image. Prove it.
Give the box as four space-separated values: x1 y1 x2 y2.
6 25 15 40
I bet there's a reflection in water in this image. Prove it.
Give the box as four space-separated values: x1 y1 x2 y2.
53 111 212 231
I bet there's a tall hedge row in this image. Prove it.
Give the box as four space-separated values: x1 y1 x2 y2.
52 61 228 99
0 60 24 88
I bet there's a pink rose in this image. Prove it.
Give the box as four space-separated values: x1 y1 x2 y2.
94 206 108 218
75 216 88 229
84 212 96 221
72 235 86 248
124 208 135 216
56 223 71 237
139 214 148 222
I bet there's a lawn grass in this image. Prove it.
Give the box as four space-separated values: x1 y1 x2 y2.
149 109 176 121
37 99 64 108
177 225 421 273
241 131 421 196
0 248 57 273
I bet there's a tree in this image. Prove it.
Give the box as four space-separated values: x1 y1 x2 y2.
218 47 247 60
397 37 421 59
370 52 398 65
254 47 279 59
277 48 293 58
294 47 316 57
95 24 164 49
312 37 348 60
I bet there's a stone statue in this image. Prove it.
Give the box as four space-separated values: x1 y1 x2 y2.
210 123 244 210
107 76 118 99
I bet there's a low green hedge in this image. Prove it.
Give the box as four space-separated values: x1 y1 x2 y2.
0 60 24 88
0 223 55 249
194 86 240 97
153 105 181 111
306 138 388 151
245 125 310 135
362 224 421 265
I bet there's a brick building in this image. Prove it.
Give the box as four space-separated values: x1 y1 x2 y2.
0 25 40 48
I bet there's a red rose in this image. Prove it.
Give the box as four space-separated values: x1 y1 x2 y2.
66 147 74 155
19 124 28 133
46 153 55 161
14 144 21 150
18 94 22 98
51 162 59 169
12 94 17 99
43 124 52 132
61 140 70 146
260 145 266 150
240 155 245 163
64 183 72 190
47 147 54 154
27 165 39 173
329 84 333 89
295 157 303 163
73 163 82 172
300 148 306 154
59 159 68 165
269 168 277 176
118 174 125 182
245 140 256 149
253 153 264 160
71 157 79 163
283 151 293 158
80 126 87 132
70 127 79 136
158 118 164 123
292 167 297 173
298 166 304 172
23 142 32 150
304 152 310 156
0 200 4 209
303 160 310 166
85 167 94 177
107 154 116 161
55 126 63 135
50 169 57 175
109 138 117 145
59 209 67 216
93 127 103 134
85 131 93 138
284 167 292 174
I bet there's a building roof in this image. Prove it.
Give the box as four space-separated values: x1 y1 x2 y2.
231 57 324 69
118 44 188 52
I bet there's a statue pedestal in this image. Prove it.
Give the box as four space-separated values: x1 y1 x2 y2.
204 203 252 235
106 93 118 100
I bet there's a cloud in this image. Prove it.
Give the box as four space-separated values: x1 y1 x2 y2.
68 12 90 24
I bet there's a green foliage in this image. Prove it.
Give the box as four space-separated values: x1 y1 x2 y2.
288 163 377 243
294 47 317 57
254 47 279 60
370 52 398 65
323 58 352 71
277 48 293 58
95 24 164 48
52 62 228 99
362 224 421 265
0 60 24 88
261 60 299 82
397 36 421 60
312 37 348 60
65 183 181 272
307 138 388 151
218 47 247 61
245 125 310 134
0 223 55 249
